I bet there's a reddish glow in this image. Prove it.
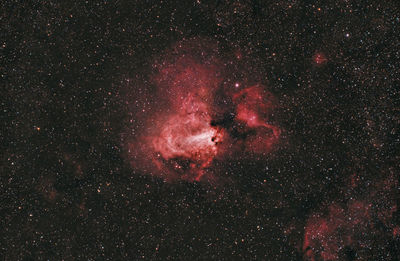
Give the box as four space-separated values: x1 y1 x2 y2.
233 86 280 153
148 56 224 182
156 57 219 113
303 204 349 261
152 111 224 181
125 39 281 182
394 227 400 238
153 116 220 159
303 173 398 260
313 52 327 65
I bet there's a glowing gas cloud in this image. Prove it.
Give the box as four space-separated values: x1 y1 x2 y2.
124 38 281 182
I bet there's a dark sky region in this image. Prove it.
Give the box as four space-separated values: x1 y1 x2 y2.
2 1 400 260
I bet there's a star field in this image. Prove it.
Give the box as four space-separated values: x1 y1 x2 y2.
2 0 400 260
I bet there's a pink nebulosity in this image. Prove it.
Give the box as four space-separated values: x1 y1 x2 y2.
303 173 398 260
303 203 361 261
153 114 220 160
393 227 400 238
152 111 224 182
232 85 280 153
125 38 281 183
155 56 220 113
312 52 328 65
148 55 225 182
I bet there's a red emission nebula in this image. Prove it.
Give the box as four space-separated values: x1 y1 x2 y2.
125 39 281 182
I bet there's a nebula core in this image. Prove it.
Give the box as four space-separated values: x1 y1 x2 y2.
125 38 280 182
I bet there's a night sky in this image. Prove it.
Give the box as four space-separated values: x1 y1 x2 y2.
2 1 400 260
